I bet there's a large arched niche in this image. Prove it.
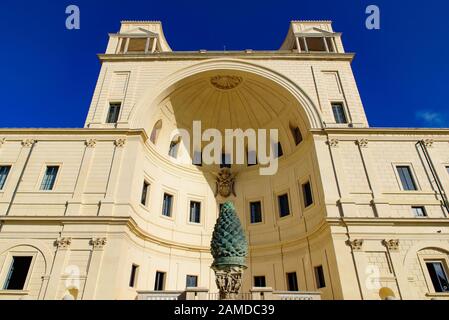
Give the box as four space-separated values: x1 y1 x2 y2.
128 59 323 133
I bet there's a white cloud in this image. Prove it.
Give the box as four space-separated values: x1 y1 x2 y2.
416 111 447 127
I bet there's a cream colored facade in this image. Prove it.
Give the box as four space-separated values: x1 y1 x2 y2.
0 20 449 300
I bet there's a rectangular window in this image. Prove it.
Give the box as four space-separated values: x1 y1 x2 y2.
162 193 173 217
278 194 290 217
129 264 139 288
254 276 266 288
292 127 303 145
189 201 201 224
397 166 418 191
127 38 147 53
332 103 348 124
106 103 121 124
275 142 284 158
302 181 314 208
412 206 427 217
426 262 449 293
3 256 33 290
250 201 262 224
40 166 59 191
154 271 166 291
220 153 231 169
326 37 335 52
0 166 11 190
141 181 150 206
315 265 326 289
287 272 299 291
306 37 327 52
186 275 198 288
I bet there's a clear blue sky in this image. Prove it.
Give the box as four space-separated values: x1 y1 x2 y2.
0 0 448 128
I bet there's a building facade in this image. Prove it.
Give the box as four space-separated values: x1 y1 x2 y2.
0 20 449 300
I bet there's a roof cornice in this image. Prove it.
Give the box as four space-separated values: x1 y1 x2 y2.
311 127 449 135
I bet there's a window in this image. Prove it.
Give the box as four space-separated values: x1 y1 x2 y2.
189 201 201 224
129 264 139 288
446 166 449 176
287 272 299 291
141 181 150 206
397 166 418 191
426 262 449 293
186 275 198 288
193 151 202 166
412 206 427 217
150 120 162 144
3 256 33 290
154 271 166 291
306 37 327 52
127 38 147 53
332 103 347 124
278 194 290 217
162 193 173 217
250 201 262 224
291 126 303 146
0 166 11 190
326 37 335 52
302 181 314 208
106 103 121 124
275 142 284 158
315 266 326 289
40 166 59 191
254 276 266 287
220 153 231 169
168 139 181 158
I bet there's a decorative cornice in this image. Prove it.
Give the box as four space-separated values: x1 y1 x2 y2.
21 139 35 147
55 237 72 249
90 237 107 250
0 129 148 141
382 239 400 251
347 239 364 251
114 138 127 147
356 138 369 148
423 139 434 148
327 138 339 148
85 139 97 148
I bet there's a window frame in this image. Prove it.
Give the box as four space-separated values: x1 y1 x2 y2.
140 180 151 207
419 255 449 294
0 165 12 191
1 252 37 292
106 102 122 124
412 206 427 218
286 272 299 292
39 165 61 191
168 138 181 159
188 200 202 225
249 200 263 224
186 275 199 288
161 192 175 219
331 102 348 124
277 192 291 219
129 264 139 288
301 180 314 210
254 276 267 288
314 265 326 289
394 164 419 191
154 271 166 291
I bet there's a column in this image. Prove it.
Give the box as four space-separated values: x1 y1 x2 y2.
82 237 107 300
43 238 72 300
99 139 126 216
66 139 96 216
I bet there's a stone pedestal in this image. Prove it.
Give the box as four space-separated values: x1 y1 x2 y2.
213 265 246 300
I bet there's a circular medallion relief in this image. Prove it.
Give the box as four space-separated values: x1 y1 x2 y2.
210 75 243 90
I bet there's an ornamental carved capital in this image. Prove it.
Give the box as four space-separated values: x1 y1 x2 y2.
356 139 369 148
55 237 72 249
22 139 35 148
114 139 127 148
85 139 97 148
383 239 400 251
423 139 434 148
90 237 107 250
327 138 339 148
347 239 364 251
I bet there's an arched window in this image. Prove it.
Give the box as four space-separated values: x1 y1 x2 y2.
150 120 162 144
290 124 303 146
168 137 181 158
